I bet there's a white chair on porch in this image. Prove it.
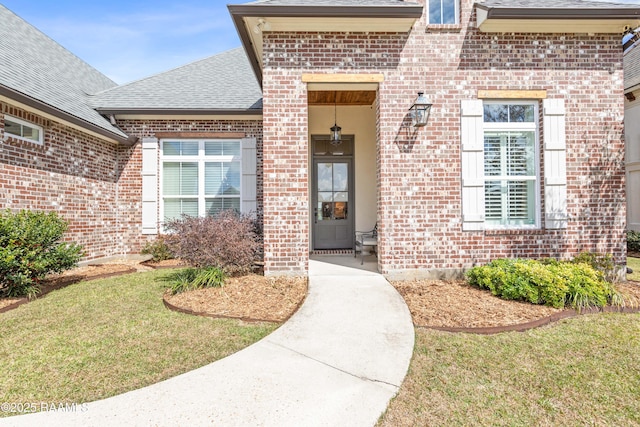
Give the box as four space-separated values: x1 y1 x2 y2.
354 223 377 265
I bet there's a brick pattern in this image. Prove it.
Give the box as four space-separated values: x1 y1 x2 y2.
261 77 310 276
0 106 264 261
117 119 264 254
0 102 120 260
260 0 626 275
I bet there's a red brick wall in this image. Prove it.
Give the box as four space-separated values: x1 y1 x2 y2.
0 102 121 260
0 109 264 261
117 118 264 254
260 0 626 276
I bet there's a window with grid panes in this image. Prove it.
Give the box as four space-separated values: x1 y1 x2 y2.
483 102 539 228
428 0 458 24
161 140 241 222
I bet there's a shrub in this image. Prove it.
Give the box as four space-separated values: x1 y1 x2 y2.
571 252 615 282
466 258 619 310
164 210 260 274
141 236 174 262
163 267 226 295
0 210 83 298
628 230 640 253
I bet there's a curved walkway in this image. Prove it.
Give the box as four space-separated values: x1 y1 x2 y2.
2 258 415 427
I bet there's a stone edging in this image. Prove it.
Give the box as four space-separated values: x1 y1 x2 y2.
0 267 137 314
419 305 640 335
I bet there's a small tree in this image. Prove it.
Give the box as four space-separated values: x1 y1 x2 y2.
0 210 83 298
164 210 260 275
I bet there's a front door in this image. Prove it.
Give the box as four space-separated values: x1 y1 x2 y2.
312 137 354 250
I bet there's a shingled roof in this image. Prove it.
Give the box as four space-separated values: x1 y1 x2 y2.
240 0 418 6
91 48 262 114
479 0 639 8
0 5 131 143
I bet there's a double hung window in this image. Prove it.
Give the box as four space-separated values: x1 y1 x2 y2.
483 102 539 228
161 140 241 221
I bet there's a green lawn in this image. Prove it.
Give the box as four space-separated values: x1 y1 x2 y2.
0 269 276 414
379 313 640 426
628 256 640 282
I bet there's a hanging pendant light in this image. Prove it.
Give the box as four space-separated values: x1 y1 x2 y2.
329 91 342 146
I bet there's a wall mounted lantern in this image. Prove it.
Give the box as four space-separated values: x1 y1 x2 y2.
409 92 432 127
329 91 342 145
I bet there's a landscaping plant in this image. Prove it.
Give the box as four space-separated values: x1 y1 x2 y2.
163 266 227 295
0 209 83 298
628 230 640 253
466 256 620 310
141 235 174 262
164 210 261 275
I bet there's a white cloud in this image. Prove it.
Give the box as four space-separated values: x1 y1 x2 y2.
27 5 240 84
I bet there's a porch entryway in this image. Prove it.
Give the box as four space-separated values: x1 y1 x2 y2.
307 88 378 254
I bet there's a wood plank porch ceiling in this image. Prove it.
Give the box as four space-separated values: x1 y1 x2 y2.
308 91 377 106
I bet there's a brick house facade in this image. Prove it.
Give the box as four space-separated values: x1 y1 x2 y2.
1 1 637 277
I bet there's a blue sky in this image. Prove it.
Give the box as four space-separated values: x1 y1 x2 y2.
3 0 639 83
2 0 249 84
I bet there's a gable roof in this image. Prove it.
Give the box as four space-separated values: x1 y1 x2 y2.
625 45 640 93
228 0 423 84
91 48 262 115
0 5 133 144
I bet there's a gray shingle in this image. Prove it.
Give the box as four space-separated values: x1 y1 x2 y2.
0 5 127 138
241 0 419 6
479 0 640 8
91 48 262 112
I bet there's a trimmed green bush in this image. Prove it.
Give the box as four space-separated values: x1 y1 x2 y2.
163 267 227 295
466 256 620 310
0 209 83 298
628 230 640 253
141 236 174 262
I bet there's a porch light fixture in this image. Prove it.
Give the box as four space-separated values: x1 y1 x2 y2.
329 91 342 146
409 91 432 127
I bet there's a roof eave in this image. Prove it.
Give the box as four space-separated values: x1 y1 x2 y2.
476 5 640 20
227 4 424 19
476 4 640 33
228 3 424 87
96 108 264 116
0 84 137 146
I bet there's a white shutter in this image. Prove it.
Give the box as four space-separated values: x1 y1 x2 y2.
241 137 257 215
141 137 159 234
543 99 568 229
461 100 485 231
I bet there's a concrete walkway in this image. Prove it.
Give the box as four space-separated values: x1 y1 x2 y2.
2 258 414 427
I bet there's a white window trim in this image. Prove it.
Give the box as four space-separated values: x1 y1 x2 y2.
482 101 541 230
3 115 43 145
428 0 460 25
159 139 242 224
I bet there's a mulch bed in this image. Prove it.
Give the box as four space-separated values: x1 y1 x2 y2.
392 280 640 334
3 260 639 334
163 274 308 323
